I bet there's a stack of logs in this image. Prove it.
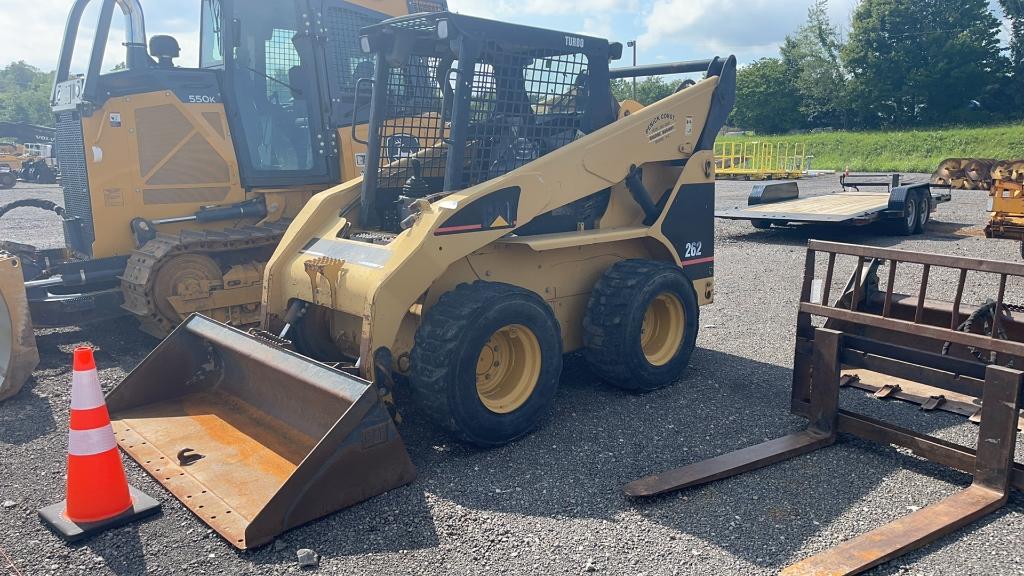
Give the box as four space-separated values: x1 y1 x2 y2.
931 158 1024 190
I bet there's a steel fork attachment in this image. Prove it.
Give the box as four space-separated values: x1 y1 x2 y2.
626 241 1024 575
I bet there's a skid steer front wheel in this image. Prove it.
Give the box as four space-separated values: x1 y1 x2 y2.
583 260 699 391
411 282 562 447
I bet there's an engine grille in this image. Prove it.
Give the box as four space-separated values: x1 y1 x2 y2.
55 110 93 255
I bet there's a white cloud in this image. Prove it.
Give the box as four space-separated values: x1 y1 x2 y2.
640 0 858 62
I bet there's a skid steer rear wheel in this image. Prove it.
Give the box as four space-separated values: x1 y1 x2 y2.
583 260 699 391
410 281 562 447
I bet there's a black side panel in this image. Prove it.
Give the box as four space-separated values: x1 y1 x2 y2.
661 182 715 280
55 110 93 256
435 186 521 235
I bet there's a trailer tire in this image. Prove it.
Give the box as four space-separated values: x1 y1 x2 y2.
915 190 931 233
411 281 563 447
892 193 918 236
583 260 699 392
751 219 772 230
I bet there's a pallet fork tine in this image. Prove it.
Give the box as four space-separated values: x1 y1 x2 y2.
625 329 844 498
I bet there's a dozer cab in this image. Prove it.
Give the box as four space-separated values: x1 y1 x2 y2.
0 0 447 400
107 11 737 547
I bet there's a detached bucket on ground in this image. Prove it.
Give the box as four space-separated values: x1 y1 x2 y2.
106 315 416 549
0 253 38 401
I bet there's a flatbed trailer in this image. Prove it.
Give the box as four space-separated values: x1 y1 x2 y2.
716 174 952 235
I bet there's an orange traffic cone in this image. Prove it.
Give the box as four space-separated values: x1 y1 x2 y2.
39 348 160 542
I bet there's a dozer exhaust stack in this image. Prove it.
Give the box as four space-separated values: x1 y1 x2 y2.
106 315 416 549
0 252 39 401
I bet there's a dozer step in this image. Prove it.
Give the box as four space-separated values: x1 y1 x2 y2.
106 315 416 549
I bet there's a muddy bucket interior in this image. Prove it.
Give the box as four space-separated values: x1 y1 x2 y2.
106 315 416 549
0 253 38 401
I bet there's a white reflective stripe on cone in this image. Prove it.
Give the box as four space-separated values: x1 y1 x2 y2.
70 369 105 411
69 426 118 456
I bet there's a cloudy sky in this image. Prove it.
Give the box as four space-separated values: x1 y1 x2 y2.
0 0 1007 74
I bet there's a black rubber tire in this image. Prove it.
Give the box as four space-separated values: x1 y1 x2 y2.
751 219 772 230
0 173 15 190
583 260 700 392
292 304 345 362
410 281 563 447
892 193 918 236
915 189 931 234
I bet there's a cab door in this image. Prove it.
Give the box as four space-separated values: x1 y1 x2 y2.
221 0 338 188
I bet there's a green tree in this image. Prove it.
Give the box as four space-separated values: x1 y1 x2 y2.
611 77 677 106
780 0 849 129
0 62 55 127
842 0 1006 128
730 58 804 134
996 0 1024 75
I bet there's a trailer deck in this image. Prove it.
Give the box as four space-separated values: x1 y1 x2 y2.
715 175 952 232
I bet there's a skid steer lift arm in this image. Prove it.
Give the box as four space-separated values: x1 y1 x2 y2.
627 241 1024 575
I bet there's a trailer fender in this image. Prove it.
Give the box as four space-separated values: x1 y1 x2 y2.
748 182 799 206
887 184 930 216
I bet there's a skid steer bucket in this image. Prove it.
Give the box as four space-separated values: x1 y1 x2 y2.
0 252 38 401
627 241 1024 575
105 315 416 549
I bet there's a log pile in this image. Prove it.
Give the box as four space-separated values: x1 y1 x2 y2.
931 158 1024 189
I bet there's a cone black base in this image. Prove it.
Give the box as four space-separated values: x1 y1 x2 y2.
38 485 161 543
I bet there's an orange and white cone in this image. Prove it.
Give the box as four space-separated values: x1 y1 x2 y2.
38 347 160 542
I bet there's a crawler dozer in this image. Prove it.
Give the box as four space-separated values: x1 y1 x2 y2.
0 0 446 400
107 12 737 548
629 241 1024 575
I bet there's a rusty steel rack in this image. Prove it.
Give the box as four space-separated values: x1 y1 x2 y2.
627 241 1024 575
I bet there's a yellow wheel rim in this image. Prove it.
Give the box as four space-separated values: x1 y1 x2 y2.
476 324 542 414
641 293 685 366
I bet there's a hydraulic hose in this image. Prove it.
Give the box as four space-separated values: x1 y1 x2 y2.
0 199 65 220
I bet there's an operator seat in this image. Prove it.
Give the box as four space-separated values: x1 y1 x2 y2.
149 35 180 68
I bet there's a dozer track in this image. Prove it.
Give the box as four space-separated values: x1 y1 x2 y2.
121 221 291 338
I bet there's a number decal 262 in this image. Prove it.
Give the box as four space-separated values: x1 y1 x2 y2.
684 242 703 259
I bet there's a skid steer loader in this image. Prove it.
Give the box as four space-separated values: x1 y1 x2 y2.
106 12 736 548
0 0 447 400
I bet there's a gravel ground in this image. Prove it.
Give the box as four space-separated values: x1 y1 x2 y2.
2 176 1024 575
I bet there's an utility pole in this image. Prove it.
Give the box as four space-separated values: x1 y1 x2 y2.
627 40 637 101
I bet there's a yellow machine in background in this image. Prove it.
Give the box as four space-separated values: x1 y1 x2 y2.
105 12 736 548
8 0 444 339
988 179 1024 257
